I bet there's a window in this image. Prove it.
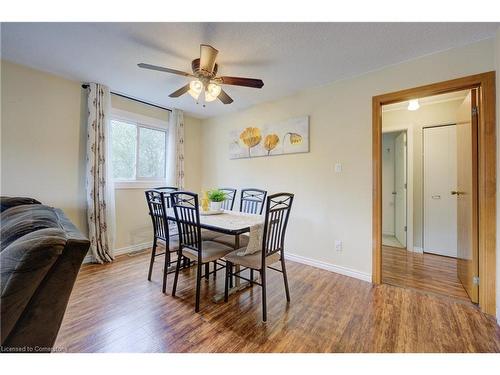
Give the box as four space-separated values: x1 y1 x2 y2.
110 110 168 187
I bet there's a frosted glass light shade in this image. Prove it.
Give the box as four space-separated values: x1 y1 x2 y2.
188 80 203 99
204 83 222 102
408 99 420 111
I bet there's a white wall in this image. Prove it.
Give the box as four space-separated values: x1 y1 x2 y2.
200 39 495 279
1 60 88 232
382 132 396 235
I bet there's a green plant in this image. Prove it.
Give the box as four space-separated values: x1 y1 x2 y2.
207 189 226 202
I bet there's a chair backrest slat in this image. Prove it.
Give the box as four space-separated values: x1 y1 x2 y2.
261 193 294 261
153 186 179 208
145 190 172 242
219 188 237 211
240 188 267 215
170 191 201 254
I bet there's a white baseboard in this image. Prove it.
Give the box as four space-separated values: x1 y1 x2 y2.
83 242 152 264
85 245 371 284
382 231 395 236
285 253 372 283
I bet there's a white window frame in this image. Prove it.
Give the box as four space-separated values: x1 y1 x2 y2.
110 108 169 189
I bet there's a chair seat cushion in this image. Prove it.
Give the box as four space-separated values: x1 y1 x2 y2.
224 249 281 269
212 234 250 248
157 236 180 251
182 241 233 263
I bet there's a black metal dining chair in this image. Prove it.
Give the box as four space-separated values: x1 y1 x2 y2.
153 186 178 210
153 186 179 236
220 188 237 210
240 188 267 214
223 193 294 322
200 187 238 278
145 189 180 293
170 191 234 312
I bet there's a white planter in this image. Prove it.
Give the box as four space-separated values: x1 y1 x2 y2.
210 201 222 211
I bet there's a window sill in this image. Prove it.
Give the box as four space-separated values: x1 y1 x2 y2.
114 181 167 190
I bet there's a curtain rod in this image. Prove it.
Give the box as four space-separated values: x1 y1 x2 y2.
81 84 172 113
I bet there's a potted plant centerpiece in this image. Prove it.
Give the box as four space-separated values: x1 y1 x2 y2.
207 189 226 211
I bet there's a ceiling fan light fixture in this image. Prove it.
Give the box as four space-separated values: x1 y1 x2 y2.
188 79 203 99
138 44 263 106
408 99 420 111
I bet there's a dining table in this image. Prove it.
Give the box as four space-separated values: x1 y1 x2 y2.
166 208 265 302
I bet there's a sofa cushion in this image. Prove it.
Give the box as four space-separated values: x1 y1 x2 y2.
0 228 67 344
1 196 41 213
1 204 61 251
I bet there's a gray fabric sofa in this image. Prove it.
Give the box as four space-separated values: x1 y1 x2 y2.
1 197 89 353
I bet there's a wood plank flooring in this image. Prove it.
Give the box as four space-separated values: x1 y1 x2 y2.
382 246 470 301
54 250 500 353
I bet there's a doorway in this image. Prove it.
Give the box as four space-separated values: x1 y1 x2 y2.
372 72 496 315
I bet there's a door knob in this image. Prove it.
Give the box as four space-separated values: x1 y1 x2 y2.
451 191 465 196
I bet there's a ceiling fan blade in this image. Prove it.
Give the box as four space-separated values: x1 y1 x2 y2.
219 76 264 89
137 63 193 77
199 44 219 73
168 84 190 98
218 89 233 105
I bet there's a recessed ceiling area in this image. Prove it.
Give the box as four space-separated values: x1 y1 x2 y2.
1 23 498 118
382 89 470 112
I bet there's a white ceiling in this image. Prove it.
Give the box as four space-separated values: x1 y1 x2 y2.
1 23 498 118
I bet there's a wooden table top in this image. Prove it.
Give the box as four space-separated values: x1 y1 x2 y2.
167 209 263 236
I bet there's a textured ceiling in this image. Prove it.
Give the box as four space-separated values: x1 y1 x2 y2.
1 23 498 118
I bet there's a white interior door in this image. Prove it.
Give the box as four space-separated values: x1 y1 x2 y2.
423 125 457 257
394 132 407 247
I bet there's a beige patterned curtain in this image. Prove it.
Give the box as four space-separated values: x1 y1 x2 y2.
85 83 115 263
166 109 185 188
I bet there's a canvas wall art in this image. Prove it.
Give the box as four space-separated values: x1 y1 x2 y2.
229 116 309 159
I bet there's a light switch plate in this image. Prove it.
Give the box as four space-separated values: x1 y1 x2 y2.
335 163 342 173
335 240 342 252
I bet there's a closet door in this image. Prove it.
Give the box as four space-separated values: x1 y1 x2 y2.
423 125 457 257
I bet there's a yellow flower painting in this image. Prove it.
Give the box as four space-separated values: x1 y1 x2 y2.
229 116 309 159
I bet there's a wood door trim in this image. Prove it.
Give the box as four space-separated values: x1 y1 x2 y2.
372 71 496 315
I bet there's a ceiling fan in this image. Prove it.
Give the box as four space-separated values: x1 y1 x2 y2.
137 44 264 105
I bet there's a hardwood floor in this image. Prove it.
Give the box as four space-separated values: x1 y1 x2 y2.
382 246 470 301
54 250 500 353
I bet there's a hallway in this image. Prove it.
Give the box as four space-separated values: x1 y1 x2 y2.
382 246 470 302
